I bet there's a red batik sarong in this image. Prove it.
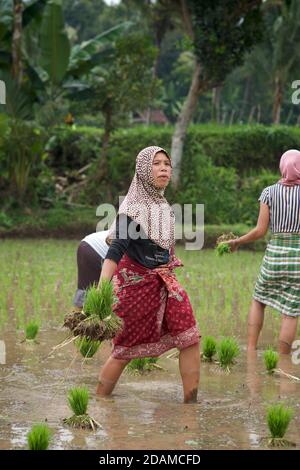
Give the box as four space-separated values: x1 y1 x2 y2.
111 254 200 359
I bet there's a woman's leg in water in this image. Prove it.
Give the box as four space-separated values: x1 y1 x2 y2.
278 314 298 354
247 299 265 351
96 356 130 396
179 342 201 403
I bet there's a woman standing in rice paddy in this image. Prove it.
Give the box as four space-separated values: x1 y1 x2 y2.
226 149 300 354
96 146 201 403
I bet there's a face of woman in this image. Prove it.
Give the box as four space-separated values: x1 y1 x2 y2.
152 151 172 188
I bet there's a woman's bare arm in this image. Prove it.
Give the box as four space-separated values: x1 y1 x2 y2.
98 259 117 287
227 203 270 251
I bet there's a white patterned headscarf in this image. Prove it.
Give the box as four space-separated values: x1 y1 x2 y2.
108 146 175 250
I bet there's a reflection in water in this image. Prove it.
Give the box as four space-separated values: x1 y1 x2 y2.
10 424 29 448
277 355 299 397
246 350 262 399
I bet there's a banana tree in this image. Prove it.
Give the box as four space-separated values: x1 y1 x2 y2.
0 0 131 199
65 32 160 196
27 1 131 98
0 0 131 118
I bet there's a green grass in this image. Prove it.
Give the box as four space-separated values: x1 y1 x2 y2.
27 423 51 450
25 320 39 340
202 336 217 360
67 386 89 416
267 404 293 439
0 240 288 342
217 337 240 369
264 348 279 373
75 337 101 358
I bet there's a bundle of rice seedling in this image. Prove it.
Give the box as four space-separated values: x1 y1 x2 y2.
126 357 162 373
27 423 51 450
266 404 295 448
202 336 217 361
75 337 101 358
63 310 86 330
63 386 101 430
264 348 279 373
217 337 240 370
63 280 123 342
215 232 238 256
25 320 39 341
73 316 106 341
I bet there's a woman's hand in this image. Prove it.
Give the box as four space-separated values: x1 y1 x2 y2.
226 239 240 252
97 258 117 289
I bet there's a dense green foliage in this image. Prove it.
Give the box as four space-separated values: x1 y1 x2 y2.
1 123 298 228
1 0 300 234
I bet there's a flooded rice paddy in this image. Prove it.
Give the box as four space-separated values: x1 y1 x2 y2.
0 239 299 449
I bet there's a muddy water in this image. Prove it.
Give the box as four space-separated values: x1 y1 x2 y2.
0 329 299 450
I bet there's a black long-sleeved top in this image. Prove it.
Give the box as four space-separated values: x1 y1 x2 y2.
105 214 170 268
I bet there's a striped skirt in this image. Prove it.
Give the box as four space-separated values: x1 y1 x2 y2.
253 233 300 317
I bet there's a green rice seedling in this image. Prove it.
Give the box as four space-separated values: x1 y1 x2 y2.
215 232 238 256
25 320 39 341
27 423 51 450
266 404 295 447
75 337 101 358
64 281 122 341
264 348 279 373
63 386 101 430
86 281 122 337
202 336 217 361
216 243 231 256
217 337 240 370
102 312 123 339
68 386 89 415
84 281 113 319
126 357 161 374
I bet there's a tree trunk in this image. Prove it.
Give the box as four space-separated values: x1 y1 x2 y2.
211 86 222 123
272 75 283 125
12 0 23 86
171 63 203 188
285 109 292 125
256 104 261 123
179 0 194 40
229 109 236 126
248 105 256 124
239 77 250 122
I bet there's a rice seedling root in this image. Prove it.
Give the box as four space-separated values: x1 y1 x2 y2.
261 437 296 448
64 312 122 341
63 414 101 430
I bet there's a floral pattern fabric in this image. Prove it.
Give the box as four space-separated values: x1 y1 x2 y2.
111 254 200 359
